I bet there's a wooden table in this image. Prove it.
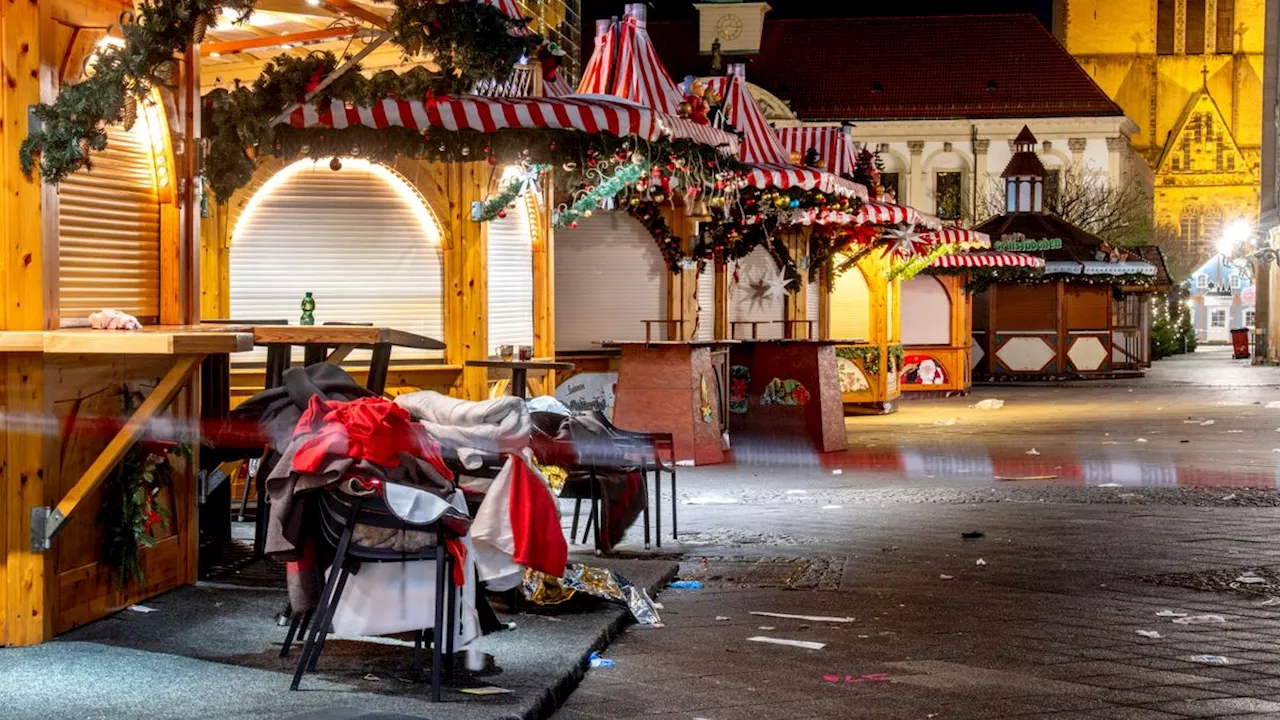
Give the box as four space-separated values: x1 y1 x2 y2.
602 340 738 466
728 339 850 453
464 359 574 397
205 322 446 394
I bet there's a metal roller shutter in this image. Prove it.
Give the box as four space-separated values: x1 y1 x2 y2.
555 212 668 351
487 200 535 353
830 260 871 341
58 122 161 324
729 245 785 339
806 269 821 339
230 159 444 360
901 276 950 345
695 265 714 341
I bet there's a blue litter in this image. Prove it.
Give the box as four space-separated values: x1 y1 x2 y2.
669 580 704 589
588 651 616 668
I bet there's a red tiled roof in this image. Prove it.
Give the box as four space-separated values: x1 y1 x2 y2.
646 14 1124 122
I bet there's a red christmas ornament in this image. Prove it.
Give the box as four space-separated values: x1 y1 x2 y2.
487 156 498 166
497 209 507 218
569 221 578 228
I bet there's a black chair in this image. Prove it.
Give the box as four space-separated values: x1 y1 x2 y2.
281 483 461 701
591 412 678 544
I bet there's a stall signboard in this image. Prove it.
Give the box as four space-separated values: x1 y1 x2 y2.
993 234 1062 252
556 372 618 418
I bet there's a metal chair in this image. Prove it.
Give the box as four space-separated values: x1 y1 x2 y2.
282 483 461 700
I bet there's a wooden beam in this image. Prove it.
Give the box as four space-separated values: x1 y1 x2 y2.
317 0 387 29
44 355 202 541
201 26 360 56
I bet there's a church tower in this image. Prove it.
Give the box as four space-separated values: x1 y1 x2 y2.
1057 0 1261 259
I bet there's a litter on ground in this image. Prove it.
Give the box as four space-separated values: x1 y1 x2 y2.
822 505 843 510
716 616 731 621
669 581 704 590
750 611 856 623
832 469 844 475
1025 448 1040 456
940 574 954 580
1200 420 1216 426
1189 655 1231 665
588 652 616 668
1155 610 1188 617
748 636 826 650
757 626 775 630
933 419 957 426
961 531 985 539
971 399 1005 410
1135 438 1148 443
459 686 512 695
128 605 157 613
975 558 987 567
1135 630 1162 639
1234 574 1267 584
1172 614 1227 625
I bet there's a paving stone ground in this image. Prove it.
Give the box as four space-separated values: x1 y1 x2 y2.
555 349 1280 719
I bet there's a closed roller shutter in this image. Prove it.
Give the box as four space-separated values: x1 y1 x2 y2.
555 212 668 351
230 159 444 361
58 122 161 323
830 260 871 341
901 276 951 345
695 266 714 341
805 270 821 339
487 200 535 353
729 246 785 339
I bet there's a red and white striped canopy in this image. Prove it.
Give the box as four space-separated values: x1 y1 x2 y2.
578 13 684 115
543 75 573 97
477 0 535 35
774 126 858 177
917 227 991 249
280 95 739 155
930 251 1044 269
711 67 865 199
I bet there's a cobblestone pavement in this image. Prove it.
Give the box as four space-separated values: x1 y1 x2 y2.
555 349 1280 719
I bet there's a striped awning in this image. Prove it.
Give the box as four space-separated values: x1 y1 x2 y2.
578 14 684 115
712 68 865 200
774 126 858 177
543 75 574 97
280 95 740 155
917 227 991 249
931 251 1044 269
479 0 535 35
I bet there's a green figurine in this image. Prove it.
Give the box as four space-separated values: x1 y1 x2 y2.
300 292 315 326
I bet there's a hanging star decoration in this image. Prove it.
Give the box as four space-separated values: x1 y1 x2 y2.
741 260 794 311
881 224 928 260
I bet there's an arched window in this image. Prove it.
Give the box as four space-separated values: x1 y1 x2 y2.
230 159 445 359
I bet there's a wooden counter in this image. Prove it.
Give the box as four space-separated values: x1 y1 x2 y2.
604 340 736 466
0 325 253 645
728 339 850 453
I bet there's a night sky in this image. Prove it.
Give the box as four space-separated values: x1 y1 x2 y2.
581 0 1055 28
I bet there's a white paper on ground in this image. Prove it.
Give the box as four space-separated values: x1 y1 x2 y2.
1172 614 1227 625
747 636 826 650
1135 630 1162 639
460 687 512 695
127 605 157 613
750 611 855 623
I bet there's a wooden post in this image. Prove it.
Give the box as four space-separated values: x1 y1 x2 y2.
442 162 490 400
2 0 55 646
714 256 729 340
532 170 555 384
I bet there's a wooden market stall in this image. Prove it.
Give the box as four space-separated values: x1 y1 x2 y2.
550 6 742 464
3 0 739 645
904 249 1045 395
0 0 246 643
970 128 1160 379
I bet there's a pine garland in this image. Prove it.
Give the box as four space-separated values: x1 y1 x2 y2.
386 0 539 90
884 243 959 282
21 0 255 183
552 160 649 227
836 345 882 376
474 163 550 222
